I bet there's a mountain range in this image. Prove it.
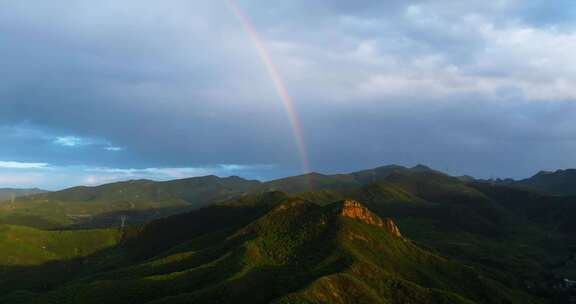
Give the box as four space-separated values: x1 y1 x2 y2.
1 164 576 303
0 188 48 203
510 169 576 195
0 165 454 229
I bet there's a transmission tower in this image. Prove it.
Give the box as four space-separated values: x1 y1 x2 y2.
120 215 127 230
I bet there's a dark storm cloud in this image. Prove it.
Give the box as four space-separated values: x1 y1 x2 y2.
1 0 576 188
0 0 298 169
300 96 576 179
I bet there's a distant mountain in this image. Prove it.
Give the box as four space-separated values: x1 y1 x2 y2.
296 168 506 236
0 188 48 202
513 169 576 195
3 163 576 236
0 175 261 229
0 195 534 304
256 164 439 193
0 165 448 229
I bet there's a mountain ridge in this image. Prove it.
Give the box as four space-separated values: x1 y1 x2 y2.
1 195 534 304
0 188 48 203
1 164 576 302
513 168 576 195
4 163 576 235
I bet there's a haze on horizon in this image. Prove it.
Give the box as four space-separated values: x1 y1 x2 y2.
1 0 576 190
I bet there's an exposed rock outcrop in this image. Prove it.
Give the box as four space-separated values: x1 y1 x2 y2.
382 218 402 237
339 200 402 237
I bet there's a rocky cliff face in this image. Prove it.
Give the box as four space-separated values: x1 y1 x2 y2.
382 218 402 237
339 200 402 237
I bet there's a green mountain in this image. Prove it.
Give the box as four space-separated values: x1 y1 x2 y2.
2 164 576 302
294 168 507 237
0 188 48 203
0 225 120 267
286 170 576 301
513 169 576 195
0 165 455 230
0 176 260 229
0 195 536 304
256 164 437 194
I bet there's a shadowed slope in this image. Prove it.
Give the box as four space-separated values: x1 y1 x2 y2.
513 169 576 196
17 196 534 304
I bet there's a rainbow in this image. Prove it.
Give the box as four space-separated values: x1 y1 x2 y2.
226 0 311 174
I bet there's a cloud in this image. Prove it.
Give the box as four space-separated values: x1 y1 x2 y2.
0 0 576 186
84 164 273 182
0 161 49 169
54 136 123 151
0 163 273 190
105 146 124 152
54 136 88 147
0 174 46 186
261 2 576 103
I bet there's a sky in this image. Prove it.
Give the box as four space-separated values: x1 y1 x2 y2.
1 0 576 190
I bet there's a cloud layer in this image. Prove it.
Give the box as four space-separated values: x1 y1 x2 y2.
1 0 576 188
